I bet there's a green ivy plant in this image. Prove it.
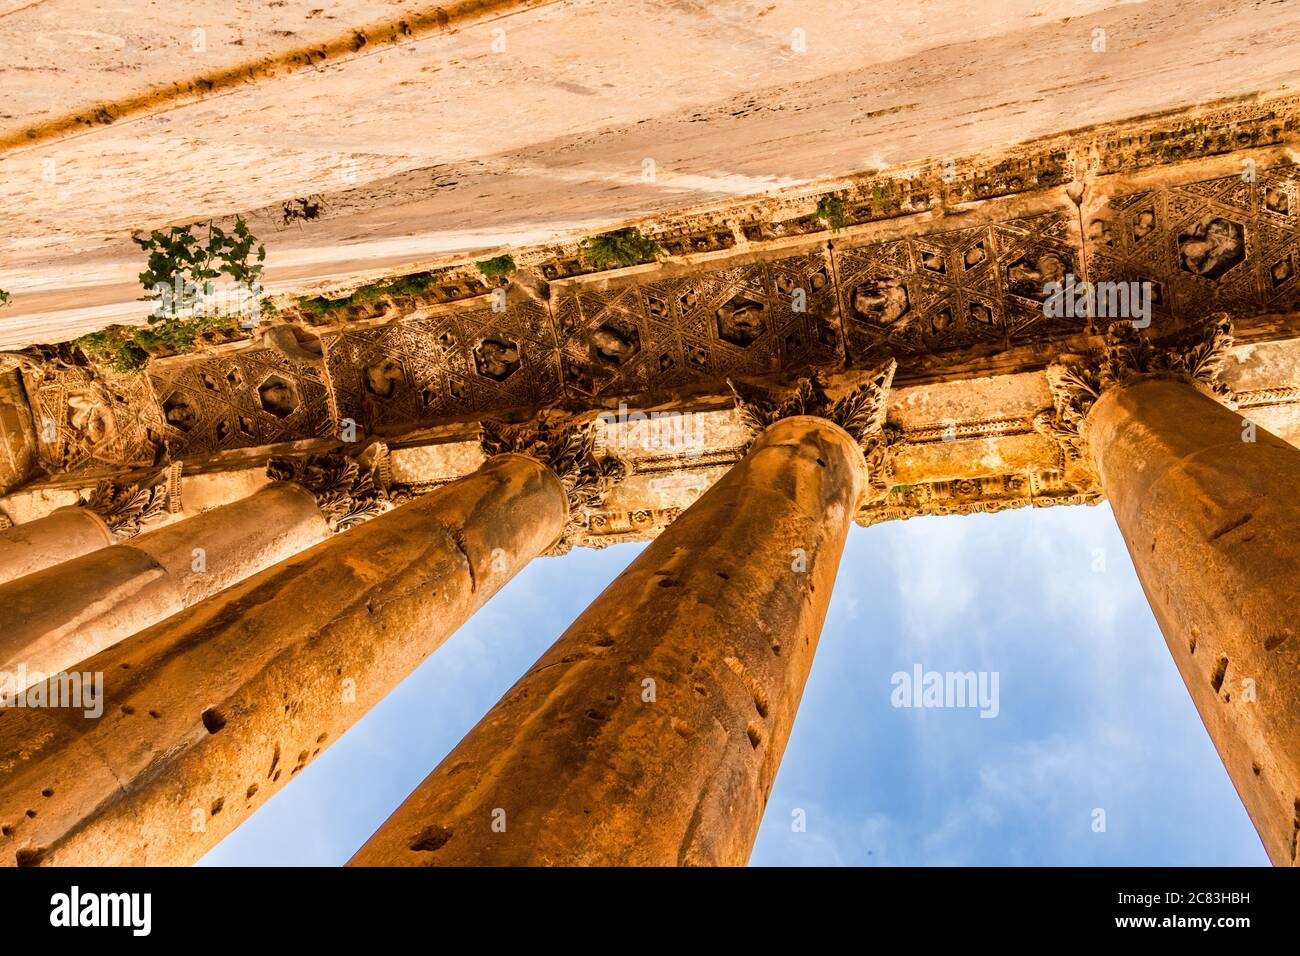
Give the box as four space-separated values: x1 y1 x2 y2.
73 217 268 373
0 289 10 308
135 216 265 314
475 255 517 278
816 196 849 233
578 228 661 270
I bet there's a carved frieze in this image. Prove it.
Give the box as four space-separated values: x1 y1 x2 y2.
833 211 1082 363
324 300 562 435
554 249 841 400
22 362 164 474
151 347 334 456
1084 164 1300 327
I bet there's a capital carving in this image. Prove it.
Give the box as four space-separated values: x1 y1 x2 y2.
728 359 897 498
1040 314 1235 479
480 417 628 549
79 473 173 541
267 451 395 533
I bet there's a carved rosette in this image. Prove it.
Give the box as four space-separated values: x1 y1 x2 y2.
728 359 897 500
78 473 174 541
480 417 628 554
1040 315 1236 478
267 451 399 533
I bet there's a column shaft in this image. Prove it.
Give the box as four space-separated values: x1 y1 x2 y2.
1088 376 1300 866
0 506 113 584
0 453 565 866
0 482 329 696
350 416 863 866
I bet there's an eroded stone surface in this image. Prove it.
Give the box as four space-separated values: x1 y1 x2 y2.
0 454 564 866
349 416 863 866
0 482 329 697
1088 378 1300 866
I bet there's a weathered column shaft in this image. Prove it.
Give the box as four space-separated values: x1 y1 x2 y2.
0 506 113 584
1087 376 1300 866
350 416 864 867
0 483 329 696
0 454 566 866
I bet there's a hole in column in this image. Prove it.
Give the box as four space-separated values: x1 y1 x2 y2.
1252 762 1262 776
1189 628 1199 655
409 825 453 852
1210 656 1229 694
201 708 227 734
15 847 44 867
746 722 763 749
210 798 224 816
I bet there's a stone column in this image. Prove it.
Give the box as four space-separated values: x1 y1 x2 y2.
0 505 115 584
0 466 188 585
0 481 329 697
0 423 621 866
349 365 894 866
1048 316 1300 866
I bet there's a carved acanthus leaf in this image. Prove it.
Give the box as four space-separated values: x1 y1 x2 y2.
729 360 897 497
1040 315 1235 488
480 417 628 544
267 452 392 533
79 477 170 541
1095 314 1235 401
729 360 896 446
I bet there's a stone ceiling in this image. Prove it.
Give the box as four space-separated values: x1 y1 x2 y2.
6 95 1300 542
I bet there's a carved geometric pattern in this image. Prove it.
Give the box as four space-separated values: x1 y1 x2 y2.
22 364 164 473
149 348 333 456
1084 164 1300 324
554 249 841 400
324 300 563 435
833 210 1081 364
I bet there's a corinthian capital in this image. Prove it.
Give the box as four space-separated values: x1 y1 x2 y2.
79 474 173 541
729 359 897 498
1046 314 1235 436
1038 315 1235 483
267 451 393 533
480 417 628 551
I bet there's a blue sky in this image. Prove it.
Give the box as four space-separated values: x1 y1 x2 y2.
200 502 1266 867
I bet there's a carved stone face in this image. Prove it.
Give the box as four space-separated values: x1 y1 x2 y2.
920 251 946 273
1087 218 1114 246
715 295 766 346
851 278 910 328
257 375 299 418
161 393 198 432
1264 185 1290 216
1132 209 1157 241
590 324 640 366
364 357 405 398
1177 215 1245 280
66 387 117 445
473 337 521 382
1271 255 1294 287
1006 252 1068 300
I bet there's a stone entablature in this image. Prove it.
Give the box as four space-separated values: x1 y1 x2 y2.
6 332 1300 547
